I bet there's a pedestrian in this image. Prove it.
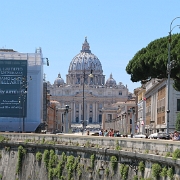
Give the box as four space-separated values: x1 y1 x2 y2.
172 131 180 141
104 130 109 137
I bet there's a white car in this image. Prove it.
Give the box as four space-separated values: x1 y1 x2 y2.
148 133 158 139
133 134 146 138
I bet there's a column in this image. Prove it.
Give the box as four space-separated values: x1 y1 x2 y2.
79 103 81 123
87 103 89 123
71 102 73 123
96 102 98 123
93 103 95 123
73 102 76 123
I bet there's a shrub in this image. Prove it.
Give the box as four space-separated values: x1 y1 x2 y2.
133 175 138 180
90 154 95 169
115 140 122 150
120 164 129 180
16 146 26 174
172 149 180 160
110 156 118 171
105 168 110 177
160 166 167 177
152 163 162 178
167 167 174 180
36 152 42 162
43 150 49 168
165 152 171 157
138 161 145 172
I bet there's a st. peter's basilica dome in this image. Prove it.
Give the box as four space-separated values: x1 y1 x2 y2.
68 37 103 73
106 73 117 87
54 73 64 87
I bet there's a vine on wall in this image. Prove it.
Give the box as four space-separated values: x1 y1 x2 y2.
16 146 26 174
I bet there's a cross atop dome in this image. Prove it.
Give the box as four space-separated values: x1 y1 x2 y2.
81 37 91 53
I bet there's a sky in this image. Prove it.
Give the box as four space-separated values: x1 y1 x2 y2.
0 1 180 93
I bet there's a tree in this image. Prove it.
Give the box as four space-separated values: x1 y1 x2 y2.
126 34 180 91
175 112 180 131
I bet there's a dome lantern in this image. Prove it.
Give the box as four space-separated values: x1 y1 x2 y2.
81 37 91 53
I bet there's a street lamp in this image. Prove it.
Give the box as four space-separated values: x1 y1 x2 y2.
129 107 135 135
18 76 32 133
82 58 93 135
167 17 180 135
64 105 69 133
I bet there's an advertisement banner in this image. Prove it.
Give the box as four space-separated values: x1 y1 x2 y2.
0 60 27 117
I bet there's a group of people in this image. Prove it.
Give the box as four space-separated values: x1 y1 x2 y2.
170 131 180 141
99 129 121 137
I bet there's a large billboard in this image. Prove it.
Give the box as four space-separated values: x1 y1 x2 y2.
0 60 27 117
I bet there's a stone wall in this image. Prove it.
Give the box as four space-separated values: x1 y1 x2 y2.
0 133 179 180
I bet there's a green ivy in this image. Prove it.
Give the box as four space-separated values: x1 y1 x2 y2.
133 175 138 180
152 163 162 178
90 154 95 169
105 168 109 177
160 166 167 177
165 152 171 158
36 152 42 162
115 140 122 150
16 146 26 174
61 152 67 162
167 167 174 180
56 161 64 179
85 141 90 148
120 164 129 180
43 150 50 168
0 135 10 143
110 156 118 172
172 149 180 160
41 137 45 144
77 164 82 178
138 161 145 172
5 146 10 151
66 155 75 180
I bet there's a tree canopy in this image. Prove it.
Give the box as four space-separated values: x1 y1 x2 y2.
126 34 180 91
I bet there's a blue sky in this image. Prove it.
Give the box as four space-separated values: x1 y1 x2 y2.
0 1 180 92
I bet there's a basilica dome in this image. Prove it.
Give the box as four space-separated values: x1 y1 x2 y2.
54 73 64 87
106 73 116 87
68 37 103 73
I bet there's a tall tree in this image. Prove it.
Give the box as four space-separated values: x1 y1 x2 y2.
126 34 180 91
175 112 180 131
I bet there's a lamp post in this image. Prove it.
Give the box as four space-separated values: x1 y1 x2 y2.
82 57 93 135
129 107 135 135
64 105 69 133
18 76 32 133
167 17 180 135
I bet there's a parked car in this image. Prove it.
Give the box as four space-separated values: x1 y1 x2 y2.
148 132 170 140
148 133 158 139
133 133 147 138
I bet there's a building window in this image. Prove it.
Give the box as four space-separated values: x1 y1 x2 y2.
99 114 102 123
89 117 92 123
177 99 180 111
107 114 112 121
119 91 122 95
62 114 64 123
76 117 79 123
130 119 132 124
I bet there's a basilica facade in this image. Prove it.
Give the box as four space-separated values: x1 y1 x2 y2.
47 38 130 125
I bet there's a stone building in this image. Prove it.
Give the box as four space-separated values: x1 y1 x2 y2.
47 38 130 127
144 78 180 135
